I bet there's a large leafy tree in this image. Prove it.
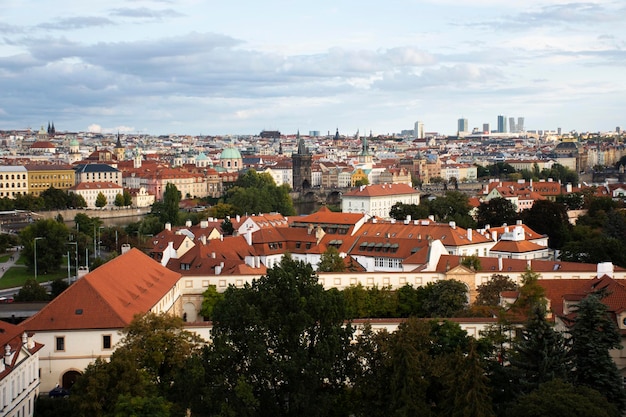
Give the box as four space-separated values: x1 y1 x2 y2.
40 186 70 210
508 379 620 417
317 246 345 272
389 202 430 222
474 274 517 307
521 199 571 249
14 278 48 301
116 312 204 399
569 293 626 412
417 279 468 318
150 183 182 226
224 169 296 216
206 255 353 417
425 191 475 228
69 355 170 417
476 197 518 228
20 218 70 274
95 192 107 208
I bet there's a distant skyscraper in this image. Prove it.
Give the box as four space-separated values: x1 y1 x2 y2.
517 117 525 132
482 123 490 133
414 121 425 139
458 118 469 133
497 115 507 133
509 117 516 133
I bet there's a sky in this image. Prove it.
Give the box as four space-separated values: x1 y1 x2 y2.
0 0 624 136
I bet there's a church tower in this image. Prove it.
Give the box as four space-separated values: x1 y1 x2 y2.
291 131 312 191
114 132 125 161
358 131 373 166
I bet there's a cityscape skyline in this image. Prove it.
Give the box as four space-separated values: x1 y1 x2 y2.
0 1 624 136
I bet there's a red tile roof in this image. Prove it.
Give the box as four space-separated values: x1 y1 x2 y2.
21 248 181 331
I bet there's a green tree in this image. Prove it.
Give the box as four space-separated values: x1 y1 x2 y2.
116 312 204 398
429 191 476 228
317 246 345 272
209 202 236 219
206 255 353 417
509 304 571 394
20 219 71 274
225 170 296 216
14 278 48 301
67 192 87 209
521 200 571 249
95 192 107 208
389 202 429 222
50 278 69 299
418 279 468 317
199 285 224 320
70 355 170 417
476 197 518 228
569 293 626 412
114 192 125 207
123 189 132 206
221 217 234 235
474 274 517 306
151 183 182 226
440 340 496 417
508 379 619 417
40 186 70 210
460 254 481 271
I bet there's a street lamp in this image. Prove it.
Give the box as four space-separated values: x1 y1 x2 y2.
67 241 78 282
98 226 105 257
34 237 43 281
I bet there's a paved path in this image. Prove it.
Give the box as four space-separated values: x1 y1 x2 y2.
0 248 22 279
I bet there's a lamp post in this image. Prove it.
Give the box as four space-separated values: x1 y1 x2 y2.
98 226 104 257
34 237 43 281
67 241 78 282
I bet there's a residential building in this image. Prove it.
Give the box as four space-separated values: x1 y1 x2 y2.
0 322 43 417
67 182 123 209
0 166 28 199
20 248 184 392
25 164 75 197
74 163 122 186
341 183 420 219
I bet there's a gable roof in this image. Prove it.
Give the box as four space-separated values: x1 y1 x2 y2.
21 248 181 332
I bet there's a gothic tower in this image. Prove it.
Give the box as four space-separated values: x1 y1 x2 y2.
114 132 125 161
291 131 312 191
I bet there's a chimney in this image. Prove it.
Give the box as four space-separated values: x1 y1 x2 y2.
236 214 241 222
211 252 216 259
467 228 472 241
597 261 614 278
200 220 208 228
215 265 222 275
498 256 503 271
492 231 498 241
449 221 456 229
165 222 171 231
516 219 522 226
185 220 192 227
245 231 252 246
200 235 206 245
428 215 434 221
566 183 572 193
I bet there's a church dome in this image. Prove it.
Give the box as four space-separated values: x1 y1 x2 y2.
220 147 242 160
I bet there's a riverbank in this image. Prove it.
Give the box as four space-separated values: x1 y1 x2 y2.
36 207 152 221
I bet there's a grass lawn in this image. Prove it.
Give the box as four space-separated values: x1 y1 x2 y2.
0 253 71 290
0 254 9 263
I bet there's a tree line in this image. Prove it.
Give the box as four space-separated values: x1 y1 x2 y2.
37 258 626 417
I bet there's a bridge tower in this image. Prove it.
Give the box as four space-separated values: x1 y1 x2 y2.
292 131 312 192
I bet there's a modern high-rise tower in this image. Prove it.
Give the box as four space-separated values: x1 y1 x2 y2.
414 121 425 139
517 117 525 132
497 115 507 133
509 117 516 133
458 118 469 134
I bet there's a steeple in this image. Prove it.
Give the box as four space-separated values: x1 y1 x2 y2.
334 128 340 141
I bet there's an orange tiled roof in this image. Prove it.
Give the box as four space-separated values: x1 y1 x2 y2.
21 249 181 331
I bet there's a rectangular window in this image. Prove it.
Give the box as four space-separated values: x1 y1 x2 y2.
55 336 65 351
102 335 112 350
